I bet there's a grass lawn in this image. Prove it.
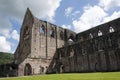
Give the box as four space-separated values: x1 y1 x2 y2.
0 72 120 80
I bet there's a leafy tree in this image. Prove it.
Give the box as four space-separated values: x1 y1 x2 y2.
0 52 14 65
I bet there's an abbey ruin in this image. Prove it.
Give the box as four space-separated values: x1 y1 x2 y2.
0 8 120 77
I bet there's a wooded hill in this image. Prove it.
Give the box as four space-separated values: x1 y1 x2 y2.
0 52 14 65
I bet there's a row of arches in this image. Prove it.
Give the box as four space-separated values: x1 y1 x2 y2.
40 25 55 38
24 24 75 41
39 25 64 39
59 32 120 58
39 24 76 41
89 26 115 39
59 48 120 72
24 63 48 76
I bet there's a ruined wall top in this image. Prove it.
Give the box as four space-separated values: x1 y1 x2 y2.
76 18 120 42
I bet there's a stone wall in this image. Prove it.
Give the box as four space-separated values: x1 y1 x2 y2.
14 8 76 76
57 18 120 73
13 9 120 76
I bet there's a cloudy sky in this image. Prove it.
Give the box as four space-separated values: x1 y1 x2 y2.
0 0 120 53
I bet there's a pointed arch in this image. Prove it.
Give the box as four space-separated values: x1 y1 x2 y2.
109 26 115 33
98 30 102 36
68 34 75 42
89 33 93 38
40 25 45 35
50 27 54 38
69 48 74 57
24 63 32 76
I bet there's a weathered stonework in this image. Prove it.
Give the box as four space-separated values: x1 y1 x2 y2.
0 8 120 77
13 8 76 76
57 17 120 73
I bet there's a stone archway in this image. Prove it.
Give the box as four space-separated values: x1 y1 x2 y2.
24 63 32 76
60 63 64 73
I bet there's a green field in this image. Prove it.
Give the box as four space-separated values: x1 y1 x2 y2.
0 72 120 80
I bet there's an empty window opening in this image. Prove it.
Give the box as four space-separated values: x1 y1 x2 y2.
60 31 64 40
98 30 102 36
41 67 44 73
60 64 64 73
68 34 74 42
40 66 44 73
70 49 74 57
89 33 93 38
40 25 45 34
24 63 32 75
68 39 73 42
109 26 115 33
50 28 54 38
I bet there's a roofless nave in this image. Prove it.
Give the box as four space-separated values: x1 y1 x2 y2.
0 8 120 77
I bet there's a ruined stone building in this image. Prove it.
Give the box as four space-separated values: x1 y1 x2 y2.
0 8 120 77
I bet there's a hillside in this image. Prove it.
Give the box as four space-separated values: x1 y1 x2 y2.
0 52 14 65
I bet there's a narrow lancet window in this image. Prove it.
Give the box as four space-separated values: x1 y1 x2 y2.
98 30 102 36
109 26 115 33
40 25 45 35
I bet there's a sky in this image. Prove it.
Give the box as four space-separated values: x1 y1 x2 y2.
0 0 120 53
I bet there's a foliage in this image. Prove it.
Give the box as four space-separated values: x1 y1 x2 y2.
0 72 120 80
0 52 14 65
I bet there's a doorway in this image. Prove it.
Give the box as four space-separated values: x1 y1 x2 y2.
24 63 32 75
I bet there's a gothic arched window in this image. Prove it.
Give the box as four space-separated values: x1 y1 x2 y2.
98 30 102 36
89 33 93 38
40 25 45 35
109 26 115 33
50 28 54 38
68 34 74 42
69 49 74 57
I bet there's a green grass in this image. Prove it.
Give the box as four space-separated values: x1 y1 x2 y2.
0 72 120 80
